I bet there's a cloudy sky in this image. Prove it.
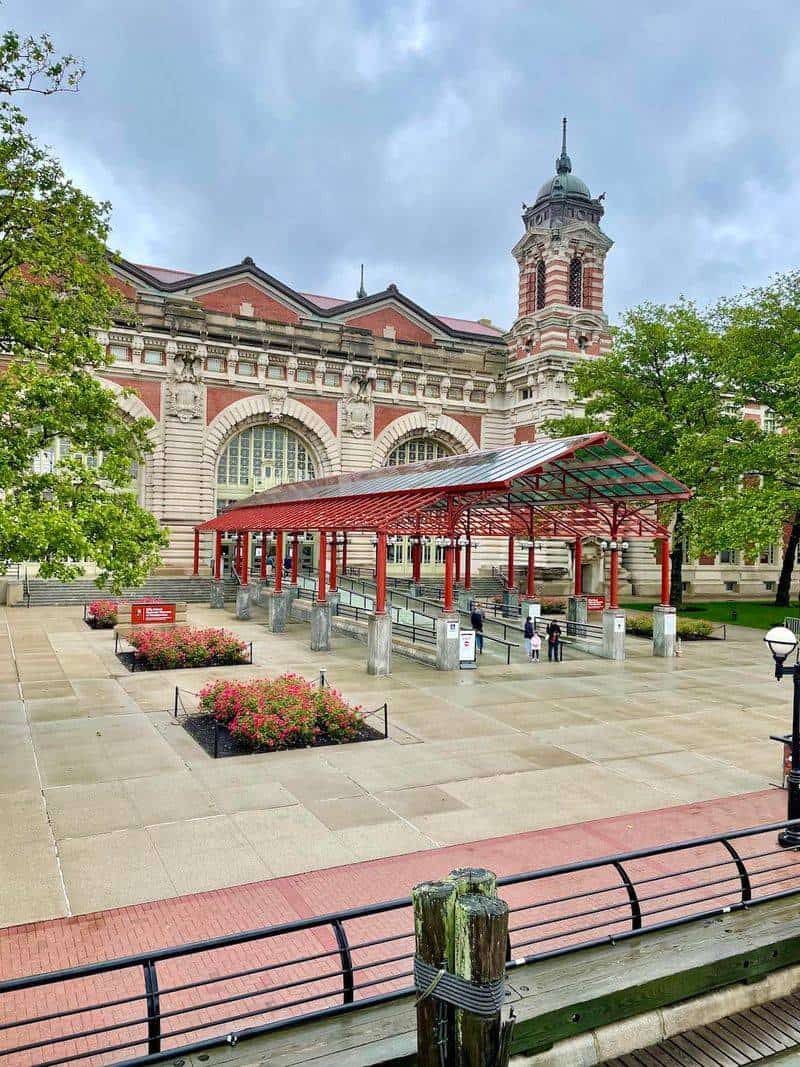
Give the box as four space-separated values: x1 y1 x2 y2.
8 1 800 328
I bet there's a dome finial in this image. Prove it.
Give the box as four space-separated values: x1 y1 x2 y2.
556 116 571 175
356 263 367 300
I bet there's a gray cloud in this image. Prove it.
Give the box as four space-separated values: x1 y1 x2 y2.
7 0 800 327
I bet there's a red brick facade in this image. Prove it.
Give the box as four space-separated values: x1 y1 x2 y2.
197 283 300 325
106 375 161 421
206 386 259 424
345 309 433 345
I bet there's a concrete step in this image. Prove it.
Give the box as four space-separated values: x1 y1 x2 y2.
23 577 239 607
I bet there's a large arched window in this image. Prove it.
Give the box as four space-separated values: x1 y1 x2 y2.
387 438 450 466
568 257 583 307
536 259 546 309
216 424 316 508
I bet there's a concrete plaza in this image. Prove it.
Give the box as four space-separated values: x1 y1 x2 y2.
0 602 786 928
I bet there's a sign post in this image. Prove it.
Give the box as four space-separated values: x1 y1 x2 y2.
459 629 477 670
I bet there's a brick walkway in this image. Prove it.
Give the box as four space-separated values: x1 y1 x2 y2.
0 788 791 1066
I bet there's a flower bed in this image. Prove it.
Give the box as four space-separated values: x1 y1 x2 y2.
189 674 379 754
123 626 250 671
626 612 714 640
540 598 566 615
85 596 165 629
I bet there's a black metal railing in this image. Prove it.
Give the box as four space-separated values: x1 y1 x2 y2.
3 819 799 1067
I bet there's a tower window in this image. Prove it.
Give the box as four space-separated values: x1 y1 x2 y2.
536 260 546 309
568 257 583 307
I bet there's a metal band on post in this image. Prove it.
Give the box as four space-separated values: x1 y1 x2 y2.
413 958 506 1017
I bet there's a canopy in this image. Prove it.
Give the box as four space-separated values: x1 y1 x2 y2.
199 434 690 541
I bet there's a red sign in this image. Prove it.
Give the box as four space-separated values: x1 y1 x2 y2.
586 595 606 612
131 603 176 624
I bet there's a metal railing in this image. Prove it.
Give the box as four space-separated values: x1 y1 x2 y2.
2 818 799 1067
785 617 800 636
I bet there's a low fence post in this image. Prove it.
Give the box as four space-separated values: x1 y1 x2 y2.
213 720 219 760
383 702 388 739
173 687 179 719
143 960 161 1055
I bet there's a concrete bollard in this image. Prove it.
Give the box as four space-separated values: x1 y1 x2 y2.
653 604 677 657
266 589 292 633
567 595 588 637
210 582 225 608
367 613 392 675
235 585 251 619
311 600 332 652
435 614 461 671
602 609 626 661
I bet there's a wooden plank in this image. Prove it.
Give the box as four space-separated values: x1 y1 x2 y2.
674 1028 740 1066
692 1024 750 1065
668 1032 730 1066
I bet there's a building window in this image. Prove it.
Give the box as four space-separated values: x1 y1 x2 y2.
323 372 341 387
399 381 415 396
375 377 391 392
724 581 739 593
206 357 224 372
424 385 439 398
471 389 486 403
447 386 463 401
763 410 778 433
296 368 313 383
109 344 130 361
719 549 739 564
216 425 315 498
536 260 546 309
765 581 776 591
267 365 284 380
238 361 255 376
520 387 533 400
143 348 162 365
760 545 776 565
388 438 450 466
568 257 583 307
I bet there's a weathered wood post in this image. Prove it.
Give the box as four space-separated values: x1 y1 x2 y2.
454 893 510 1066
412 880 457 1067
413 867 512 1067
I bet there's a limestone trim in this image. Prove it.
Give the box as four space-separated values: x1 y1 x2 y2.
372 410 480 468
203 393 341 478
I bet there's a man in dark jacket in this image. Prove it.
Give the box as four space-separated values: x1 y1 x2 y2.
546 620 562 662
470 607 484 653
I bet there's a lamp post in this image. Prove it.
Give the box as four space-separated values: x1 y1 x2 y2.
765 625 800 848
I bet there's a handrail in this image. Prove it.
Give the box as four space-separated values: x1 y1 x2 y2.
2 819 799 1067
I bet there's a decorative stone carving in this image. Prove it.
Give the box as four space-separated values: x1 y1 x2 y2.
165 349 204 422
341 373 373 438
267 388 287 422
424 404 442 434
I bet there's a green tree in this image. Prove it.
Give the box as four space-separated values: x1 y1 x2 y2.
0 28 167 589
713 272 800 606
544 300 773 606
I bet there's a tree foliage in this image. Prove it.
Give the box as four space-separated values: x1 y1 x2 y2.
0 26 166 589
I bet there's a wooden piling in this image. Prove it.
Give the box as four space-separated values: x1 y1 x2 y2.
412 879 457 1067
448 866 497 898
454 893 510 1067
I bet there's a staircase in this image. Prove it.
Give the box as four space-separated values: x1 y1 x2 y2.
22 576 238 607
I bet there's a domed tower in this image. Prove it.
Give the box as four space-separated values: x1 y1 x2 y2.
509 119 613 430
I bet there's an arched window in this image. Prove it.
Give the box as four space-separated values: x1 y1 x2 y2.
387 437 450 467
568 257 583 307
216 424 315 508
536 260 546 309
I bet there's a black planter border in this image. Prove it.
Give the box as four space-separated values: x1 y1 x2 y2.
181 712 385 759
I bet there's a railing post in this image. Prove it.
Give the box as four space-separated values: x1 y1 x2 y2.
173 687 179 719
332 920 354 1005
720 838 752 903
143 959 161 1055
613 860 642 931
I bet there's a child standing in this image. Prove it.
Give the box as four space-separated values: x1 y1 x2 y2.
531 629 541 662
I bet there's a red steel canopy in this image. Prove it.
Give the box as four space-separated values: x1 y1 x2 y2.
198 433 690 541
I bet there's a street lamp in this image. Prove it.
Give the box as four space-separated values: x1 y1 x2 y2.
765 625 800 847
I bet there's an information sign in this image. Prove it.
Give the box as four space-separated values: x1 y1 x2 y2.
459 629 477 670
131 603 176 625
586 595 605 612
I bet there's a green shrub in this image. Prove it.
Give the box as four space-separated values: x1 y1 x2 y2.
625 613 714 640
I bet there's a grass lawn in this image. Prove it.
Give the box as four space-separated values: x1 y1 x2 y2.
622 600 798 631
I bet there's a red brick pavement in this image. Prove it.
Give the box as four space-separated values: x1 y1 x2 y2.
0 788 791 1066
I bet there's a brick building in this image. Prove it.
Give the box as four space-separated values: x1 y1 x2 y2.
90 123 780 600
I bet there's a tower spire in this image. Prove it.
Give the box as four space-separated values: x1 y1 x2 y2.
356 263 367 300
556 116 572 174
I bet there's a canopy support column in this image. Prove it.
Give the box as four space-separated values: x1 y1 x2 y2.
526 542 535 598
260 532 268 581
236 532 251 619
412 539 422 584
274 532 283 594
211 530 224 608
660 537 670 605
317 533 327 604
192 529 200 576
329 531 338 594
507 535 515 591
290 534 299 586
455 544 462 584
341 535 348 575
464 540 472 592
574 538 583 595
609 541 619 609
375 532 387 615
443 541 455 612
368 530 392 676
311 532 331 653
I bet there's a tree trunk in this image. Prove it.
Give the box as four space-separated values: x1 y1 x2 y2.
776 511 800 608
669 506 685 608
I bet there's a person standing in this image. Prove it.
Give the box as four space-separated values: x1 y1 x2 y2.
524 615 534 660
531 628 541 662
470 606 484 653
546 619 562 662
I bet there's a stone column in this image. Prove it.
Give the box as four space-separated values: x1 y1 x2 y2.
266 589 292 633
235 585 251 620
435 614 461 671
653 604 677 657
367 613 392 676
567 595 588 637
311 600 332 652
210 581 224 608
602 609 626 661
